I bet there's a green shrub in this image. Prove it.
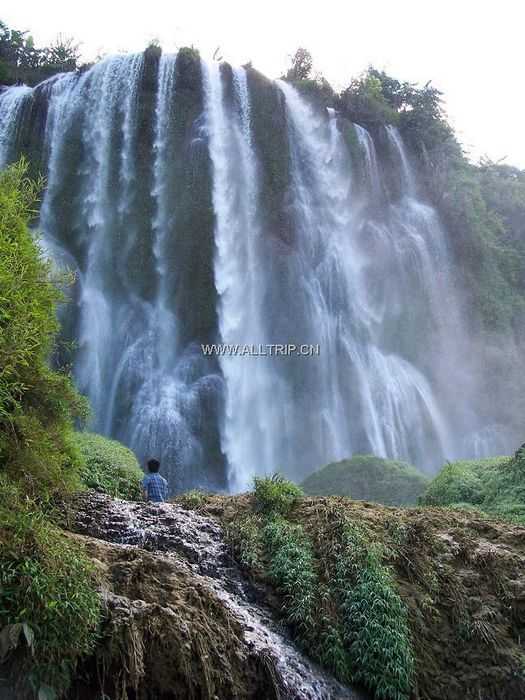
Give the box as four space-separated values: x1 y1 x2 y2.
227 514 263 570
0 476 100 697
302 454 428 506
421 452 525 524
0 157 101 699
177 45 200 61
419 458 504 507
480 447 525 524
0 159 88 497
335 521 413 700
261 516 353 680
253 473 303 515
178 489 207 510
263 516 318 646
229 487 415 696
74 432 143 500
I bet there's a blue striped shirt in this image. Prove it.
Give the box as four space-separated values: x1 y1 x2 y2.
142 473 169 502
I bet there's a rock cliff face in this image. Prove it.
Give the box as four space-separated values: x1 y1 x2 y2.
67 492 364 699
2 49 521 494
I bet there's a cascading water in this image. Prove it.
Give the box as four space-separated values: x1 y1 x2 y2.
0 52 515 491
0 85 32 168
275 83 451 473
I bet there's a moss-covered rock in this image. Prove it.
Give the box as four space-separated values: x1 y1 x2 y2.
420 448 525 524
208 492 525 700
74 432 143 500
301 454 429 506
246 66 293 246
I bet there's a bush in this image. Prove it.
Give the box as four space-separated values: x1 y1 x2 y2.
335 522 413 699
0 476 100 697
420 452 525 524
253 473 303 515
420 458 503 507
301 455 428 506
262 516 319 646
0 162 101 699
420 457 508 507
74 432 143 500
228 485 415 697
227 514 263 571
177 489 208 510
480 447 525 524
0 159 88 497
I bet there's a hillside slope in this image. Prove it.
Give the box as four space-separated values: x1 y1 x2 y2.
301 455 428 505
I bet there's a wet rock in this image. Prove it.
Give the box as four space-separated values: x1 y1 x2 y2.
69 491 364 699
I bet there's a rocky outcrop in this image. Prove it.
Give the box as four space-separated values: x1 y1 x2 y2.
68 492 364 699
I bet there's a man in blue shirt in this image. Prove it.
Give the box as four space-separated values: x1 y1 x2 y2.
142 458 169 502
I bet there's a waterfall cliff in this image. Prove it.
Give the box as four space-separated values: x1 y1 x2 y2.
0 50 513 491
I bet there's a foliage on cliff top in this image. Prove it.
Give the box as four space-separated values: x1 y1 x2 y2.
301 454 428 506
254 472 303 514
421 447 525 524
0 20 80 86
74 432 143 500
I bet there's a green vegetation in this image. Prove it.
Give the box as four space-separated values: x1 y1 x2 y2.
177 45 200 62
0 161 102 697
0 159 87 497
338 70 401 127
0 477 100 696
0 20 80 86
335 522 413 699
74 432 144 500
254 472 303 514
436 158 525 331
228 475 414 699
262 516 319 647
420 448 525 524
301 455 428 506
177 488 208 509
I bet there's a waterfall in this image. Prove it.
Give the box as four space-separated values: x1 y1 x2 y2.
203 63 281 490
354 123 382 198
276 83 451 472
0 85 33 168
0 54 514 492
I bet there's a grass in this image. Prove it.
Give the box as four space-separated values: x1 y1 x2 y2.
74 432 144 500
334 521 413 699
420 450 525 524
254 472 303 515
301 454 429 506
0 476 100 697
226 475 414 698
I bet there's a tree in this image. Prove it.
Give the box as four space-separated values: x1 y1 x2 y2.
44 34 79 69
285 48 313 82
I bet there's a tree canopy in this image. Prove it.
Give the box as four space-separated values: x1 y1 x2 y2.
0 20 80 85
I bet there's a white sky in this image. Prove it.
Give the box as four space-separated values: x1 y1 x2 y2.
3 0 525 167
